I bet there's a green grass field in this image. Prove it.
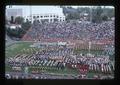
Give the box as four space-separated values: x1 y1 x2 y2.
5 41 42 72
74 49 104 55
6 41 104 58
5 41 41 57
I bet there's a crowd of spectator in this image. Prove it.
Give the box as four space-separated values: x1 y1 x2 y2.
22 20 114 42
6 20 115 79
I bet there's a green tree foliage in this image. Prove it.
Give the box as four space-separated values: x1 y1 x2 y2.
92 7 103 23
22 19 31 31
6 28 25 38
63 6 114 23
103 8 114 18
77 7 90 14
15 16 24 24
66 13 80 20
6 19 31 38
101 14 109 21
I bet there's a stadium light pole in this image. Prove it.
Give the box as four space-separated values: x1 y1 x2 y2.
88 41 91 54
90 6 93 23
9 5 12 8
30 6 32 23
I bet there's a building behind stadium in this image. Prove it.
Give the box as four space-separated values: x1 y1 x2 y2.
6 6 65 23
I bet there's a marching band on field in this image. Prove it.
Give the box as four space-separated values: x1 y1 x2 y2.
6 47 114 74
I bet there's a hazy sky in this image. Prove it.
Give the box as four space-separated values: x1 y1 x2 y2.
6 6 64 16
6 5 114 16
6 5 114 9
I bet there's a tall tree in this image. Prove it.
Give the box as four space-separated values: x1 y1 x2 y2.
101 14 109 21
66 13 80 20
92 6 103 23
15 16 24 24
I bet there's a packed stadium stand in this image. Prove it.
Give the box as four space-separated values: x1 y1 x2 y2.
22 21 114 41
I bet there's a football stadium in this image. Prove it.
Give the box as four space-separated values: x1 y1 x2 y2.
5 6 114 79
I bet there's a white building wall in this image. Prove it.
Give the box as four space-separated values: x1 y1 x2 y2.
6 6 65 23
26 13 65 23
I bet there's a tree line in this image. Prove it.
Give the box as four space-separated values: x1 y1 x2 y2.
61 6 114 23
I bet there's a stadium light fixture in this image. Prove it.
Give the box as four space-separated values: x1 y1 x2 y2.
88 41 91 55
